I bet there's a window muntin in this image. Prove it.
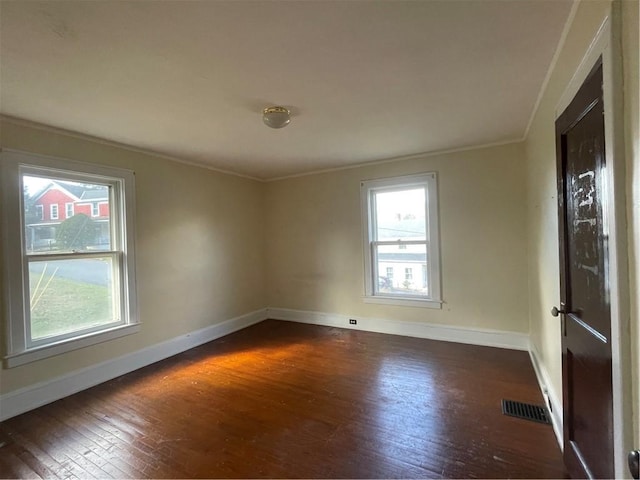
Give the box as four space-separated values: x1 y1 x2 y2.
50 203 58 220
65 202 74 218
361 173 441 307
1 150 138 367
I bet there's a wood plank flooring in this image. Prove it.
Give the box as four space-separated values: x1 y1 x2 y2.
0 320 567 478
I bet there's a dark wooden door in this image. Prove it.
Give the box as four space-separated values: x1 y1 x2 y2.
555 58 614 479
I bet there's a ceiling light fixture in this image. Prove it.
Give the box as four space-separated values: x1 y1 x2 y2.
262 106 291 129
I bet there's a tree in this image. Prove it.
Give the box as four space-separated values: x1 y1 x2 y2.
56 214 99 250
23 188 46 250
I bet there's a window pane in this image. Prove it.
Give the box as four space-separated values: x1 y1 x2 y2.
376 243 428 296
23 175 112 254
28 258 117 340
374 188 426 241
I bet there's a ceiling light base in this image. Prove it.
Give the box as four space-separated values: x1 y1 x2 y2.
263 106 291 129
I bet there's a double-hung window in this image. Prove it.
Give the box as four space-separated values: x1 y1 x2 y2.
361 172 442 308
1 150 139 367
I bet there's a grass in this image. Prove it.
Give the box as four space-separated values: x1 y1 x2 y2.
29 272 113 340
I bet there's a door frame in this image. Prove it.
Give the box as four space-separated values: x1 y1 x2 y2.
555 6 632 478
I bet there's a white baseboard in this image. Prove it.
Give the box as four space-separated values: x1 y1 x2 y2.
528 342 563 448
266 307 530 351
0 308 268 421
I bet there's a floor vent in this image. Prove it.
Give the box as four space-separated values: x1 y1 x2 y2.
501 399 551 424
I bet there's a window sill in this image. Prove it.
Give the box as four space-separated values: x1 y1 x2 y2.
363 296 443 309
4 323 141 368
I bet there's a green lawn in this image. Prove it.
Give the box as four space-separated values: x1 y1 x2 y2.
29 273 113 339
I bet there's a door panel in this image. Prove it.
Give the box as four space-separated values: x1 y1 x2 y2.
556 59 614 479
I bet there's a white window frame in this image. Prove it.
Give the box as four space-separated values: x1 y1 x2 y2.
361 172 442 308
35 204 43 220
50 203 58 220
0 149 139 368
65 202 74 218
91 202 99 217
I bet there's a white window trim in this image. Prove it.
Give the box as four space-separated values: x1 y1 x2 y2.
91 202 100 217
50 203 58 220
360 172 442 309
65 202 74 218
35 204 43 220
0 149 139 368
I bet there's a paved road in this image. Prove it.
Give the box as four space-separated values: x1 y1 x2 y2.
29 259 112 287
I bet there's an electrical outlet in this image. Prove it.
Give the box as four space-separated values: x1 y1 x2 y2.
349 319 357 325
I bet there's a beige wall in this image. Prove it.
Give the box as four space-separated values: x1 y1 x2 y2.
0 123 530 398
265 142 529 333
622 0 640 449
525 0 640 452
0 119 266 394
524 0 612 410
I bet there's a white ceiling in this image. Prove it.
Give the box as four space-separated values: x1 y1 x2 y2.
1 0 573 180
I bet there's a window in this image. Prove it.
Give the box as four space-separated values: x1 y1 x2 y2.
361 172 441 308
50 203 59 220
65 202 74 218
1 150 139 367
405 267 413 281
92 203 99 217
35 204 43 220
386 267 394 280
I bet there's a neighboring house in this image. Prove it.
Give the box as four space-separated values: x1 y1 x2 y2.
378 250 429 293
25 180 110 251
376 216 429 295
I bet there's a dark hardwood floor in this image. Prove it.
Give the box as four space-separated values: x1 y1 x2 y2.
0 320 566 479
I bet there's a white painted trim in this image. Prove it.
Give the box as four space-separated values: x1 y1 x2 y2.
362 296 442 309
267 138 523 183
0 116 263 182
360 172 442 306
529 342 563 449
0 308 268 421
555 16 610 117
1 150 140 366
523 0 580 139
5 323 142 368
0 116 524 185
554 11 632 478
267 307 529 351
